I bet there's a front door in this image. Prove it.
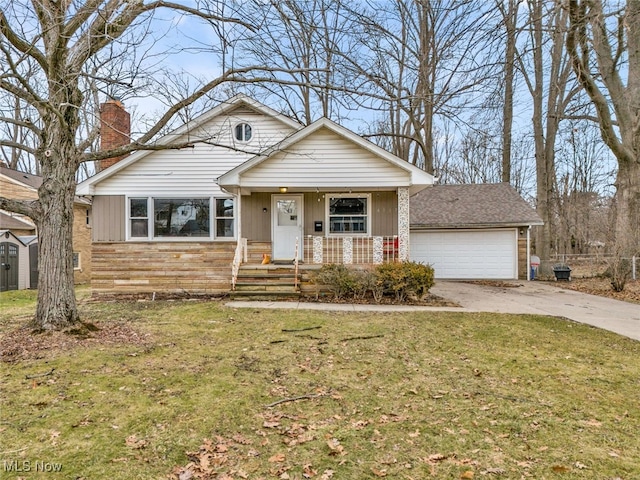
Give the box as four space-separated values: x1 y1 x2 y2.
0 242 19 291
272 194 303 261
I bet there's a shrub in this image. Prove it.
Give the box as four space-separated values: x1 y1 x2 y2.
311 262 435 303
375 261 434 301
312 264 356 300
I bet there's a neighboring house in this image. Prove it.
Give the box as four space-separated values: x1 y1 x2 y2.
0 211 36 237
410 183 543 280
0 163 92 287
76 95 541 296
0 230 29 291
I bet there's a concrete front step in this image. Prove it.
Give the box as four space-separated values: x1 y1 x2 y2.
229 290 301 300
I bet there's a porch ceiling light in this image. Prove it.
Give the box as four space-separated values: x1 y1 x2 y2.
279 186 288 193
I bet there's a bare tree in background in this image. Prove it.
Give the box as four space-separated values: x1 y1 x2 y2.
342 0 496 174
497 0 522 184
235 0 357 125
566 0 640 281
516 0 580 275
0 0 306 330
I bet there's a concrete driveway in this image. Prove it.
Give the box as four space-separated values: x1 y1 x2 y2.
431 281 640 341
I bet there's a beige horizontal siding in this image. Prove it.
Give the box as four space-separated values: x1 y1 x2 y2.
93 109 296 196
241 127 411 188
91 241 235 296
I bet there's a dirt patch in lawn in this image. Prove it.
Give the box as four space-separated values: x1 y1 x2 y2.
553 277 640 304
0 321 153 363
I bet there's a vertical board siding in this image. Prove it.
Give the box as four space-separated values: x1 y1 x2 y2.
371 191 398 236
92 195 125 241
91 241 235 295
241 193 271 241
241 128 411 188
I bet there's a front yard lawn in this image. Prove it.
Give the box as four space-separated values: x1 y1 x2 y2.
1 290 638 479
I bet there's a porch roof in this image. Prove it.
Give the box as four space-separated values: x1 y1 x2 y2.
216 117 433 195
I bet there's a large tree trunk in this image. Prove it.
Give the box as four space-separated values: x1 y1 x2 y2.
31 94 83 330
34 168 80 330
614 159 640 251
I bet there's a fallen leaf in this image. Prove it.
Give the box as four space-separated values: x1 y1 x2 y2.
425 453 447 463
460 471 474 479
326 438 345 455
574 461 588 470
125 434 148 450
269 453 286 463
371 467 387 477
551 465 570 473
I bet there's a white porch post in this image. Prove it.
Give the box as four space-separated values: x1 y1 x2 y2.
398 187 410 261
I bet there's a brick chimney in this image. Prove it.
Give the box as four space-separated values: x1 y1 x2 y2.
99 98 130 171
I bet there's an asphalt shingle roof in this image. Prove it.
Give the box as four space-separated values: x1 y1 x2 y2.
0 164 43 189
410 183 543 228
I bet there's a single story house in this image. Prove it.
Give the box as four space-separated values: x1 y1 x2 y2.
76 95 541 296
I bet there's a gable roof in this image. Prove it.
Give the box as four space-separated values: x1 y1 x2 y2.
0 164 43 190
0 229 27 246
216 117 433 194
76 94 303 195
410 183 543 228
0 211 36 231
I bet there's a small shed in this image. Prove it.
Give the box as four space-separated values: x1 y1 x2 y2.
0 230 29 291
409 183 543 280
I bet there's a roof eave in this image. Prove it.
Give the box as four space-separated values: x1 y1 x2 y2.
410 221 544 230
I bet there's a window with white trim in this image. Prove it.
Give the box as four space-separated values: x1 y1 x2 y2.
73 252 81 270
327 194 370 235
215 198 235 238
127 197 235 240
234 123 252 142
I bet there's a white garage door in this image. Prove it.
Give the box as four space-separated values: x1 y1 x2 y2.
410 229 518 279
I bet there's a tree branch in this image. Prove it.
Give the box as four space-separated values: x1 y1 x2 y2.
0 197 39 219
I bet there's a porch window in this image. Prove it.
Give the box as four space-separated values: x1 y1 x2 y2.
127 197 236 240
328 194 370 235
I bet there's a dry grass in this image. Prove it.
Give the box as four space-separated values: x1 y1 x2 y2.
1 290 639 479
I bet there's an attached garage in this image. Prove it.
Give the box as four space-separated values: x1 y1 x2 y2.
410 183 543 281
410 229 518 279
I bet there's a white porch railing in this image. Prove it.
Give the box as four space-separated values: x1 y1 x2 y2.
231 237 247 290
303 235 399 264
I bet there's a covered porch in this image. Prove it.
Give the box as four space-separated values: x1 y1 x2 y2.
214 117 434 291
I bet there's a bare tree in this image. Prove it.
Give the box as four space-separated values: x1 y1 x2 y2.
223 0 359 126
0 0 301 330
566 0 640 265
497 0 522 184
341 0 496 173
516 0 581 275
